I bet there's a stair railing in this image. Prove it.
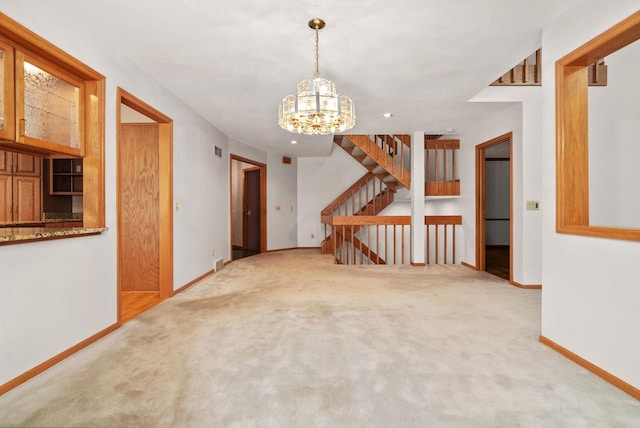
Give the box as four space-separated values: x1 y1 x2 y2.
327 215 463 265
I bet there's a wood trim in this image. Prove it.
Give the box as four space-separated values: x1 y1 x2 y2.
116 87 174 324
0 323 118 396
539 335 640 400
410 262 426 266
173 268 216 295
461 261 477 270
510 280 542 290
267 247 303 253
475 132 512 278
556 11 640 241
0 37 15 142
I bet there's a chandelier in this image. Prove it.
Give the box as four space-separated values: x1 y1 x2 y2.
278 18 355 135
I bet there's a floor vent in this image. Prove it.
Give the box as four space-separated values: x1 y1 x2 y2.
214 257 224 272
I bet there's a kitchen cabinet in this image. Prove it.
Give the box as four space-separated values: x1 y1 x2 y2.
0 38 15 142
50 158 82 194
0 149 42 223
0 39 84 157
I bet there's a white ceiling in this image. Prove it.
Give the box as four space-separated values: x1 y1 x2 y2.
58 0 576 156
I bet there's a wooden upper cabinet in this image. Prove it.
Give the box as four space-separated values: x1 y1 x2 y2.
14 50 84 157
0 38 15 142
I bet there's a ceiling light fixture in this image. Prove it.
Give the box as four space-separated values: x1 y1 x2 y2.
278 18 355 135
382 113 394 118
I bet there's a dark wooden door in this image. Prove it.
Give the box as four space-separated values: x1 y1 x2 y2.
119 123 160 291
243 168 261 252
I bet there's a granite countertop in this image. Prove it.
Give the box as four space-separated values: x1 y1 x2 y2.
0 227 107 244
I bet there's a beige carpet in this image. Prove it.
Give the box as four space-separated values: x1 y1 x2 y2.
1 249 639 427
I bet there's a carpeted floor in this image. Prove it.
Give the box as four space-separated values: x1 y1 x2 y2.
1 249 639 427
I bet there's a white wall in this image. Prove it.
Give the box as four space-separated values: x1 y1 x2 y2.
229 139 298 251
266 152 297 250
0 4 229 386
297 146 368 247
470 87 543 285
588 40 640 228
541 0 640 389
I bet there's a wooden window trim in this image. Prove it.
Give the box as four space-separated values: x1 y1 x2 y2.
0 13 105 229
556 11 640 241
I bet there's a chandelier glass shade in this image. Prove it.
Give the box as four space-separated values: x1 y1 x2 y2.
278 19 355 135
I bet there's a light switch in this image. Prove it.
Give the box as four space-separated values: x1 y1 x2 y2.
526 201 540 210
275 205 281 211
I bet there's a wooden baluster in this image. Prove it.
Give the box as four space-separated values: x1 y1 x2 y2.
523 57 529 84
425 146 430 196
435 142 439 194
444 224 448 264
444 145 448 194
452 146 456 195
385 225 388 264
401 224 405 265
393 225 397 265
336 226 340 263
426 222 430 265
435 225 439 264
359 225 363 265
376 225 380 264
372 177 376 214
351 225 355 265
368 224 371 264
452 224 456 264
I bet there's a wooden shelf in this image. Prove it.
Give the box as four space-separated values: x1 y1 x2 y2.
50 158 82 195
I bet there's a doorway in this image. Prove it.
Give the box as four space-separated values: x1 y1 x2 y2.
476 133 512 281
230 155 266 260
116 88 173 324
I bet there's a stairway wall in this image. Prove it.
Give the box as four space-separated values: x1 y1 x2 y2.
297 147 367 247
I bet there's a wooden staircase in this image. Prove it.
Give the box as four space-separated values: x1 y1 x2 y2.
320 171 395 263
321 134 412 264
333 135 411 189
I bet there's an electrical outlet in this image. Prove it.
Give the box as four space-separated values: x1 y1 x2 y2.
175 202 180 212
311 233 315 239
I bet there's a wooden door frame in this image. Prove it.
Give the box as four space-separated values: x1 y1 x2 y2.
475 132 512 282
230 154 267 259
116 87 173 325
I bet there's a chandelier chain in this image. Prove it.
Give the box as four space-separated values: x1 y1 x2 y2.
314 28 320 78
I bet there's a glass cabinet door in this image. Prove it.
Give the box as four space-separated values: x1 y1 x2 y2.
15 50 83 156
0 38 15 142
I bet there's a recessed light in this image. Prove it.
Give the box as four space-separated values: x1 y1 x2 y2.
382 113 394 118
445 127 456 133
290 140 297 144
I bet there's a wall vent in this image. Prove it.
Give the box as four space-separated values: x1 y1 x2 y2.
214 257 224 272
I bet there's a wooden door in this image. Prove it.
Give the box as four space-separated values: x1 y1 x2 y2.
13 175 41 222
119 123 160 292
243 168 261 252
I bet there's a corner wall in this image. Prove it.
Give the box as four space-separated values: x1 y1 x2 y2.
540 0 640 389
